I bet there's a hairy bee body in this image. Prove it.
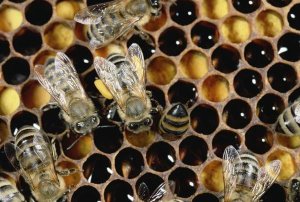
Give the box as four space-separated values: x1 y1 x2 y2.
276 102 300 136
288 178 300 202
0 177 25 202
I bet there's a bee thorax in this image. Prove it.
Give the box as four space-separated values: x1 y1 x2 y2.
69 100 91 118
126 0 148 16
126 97 146 118
38 180 59 199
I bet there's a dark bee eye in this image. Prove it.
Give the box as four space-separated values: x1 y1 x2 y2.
128 123 139 131
144 118 152 126
75 122 84 131
90 116 97 123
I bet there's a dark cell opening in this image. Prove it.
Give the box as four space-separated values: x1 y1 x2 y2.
2 57 30 85
25 0 52 25
159 27 187 56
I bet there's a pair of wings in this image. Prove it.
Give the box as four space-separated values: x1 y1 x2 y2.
74 0 141 48
222 146 281 201
138 182 167 202
94 43 146 110
34 52 87 114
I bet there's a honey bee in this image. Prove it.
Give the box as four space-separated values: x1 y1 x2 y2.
34 52 100 135
222 146 281 202
94 43 161 133
0 176 25 202
74 0 162 48
287 177 300 202
4 126 78 202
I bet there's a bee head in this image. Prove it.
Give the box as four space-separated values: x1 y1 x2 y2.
148 0 161 16
126 117 153 133
72 114 100 134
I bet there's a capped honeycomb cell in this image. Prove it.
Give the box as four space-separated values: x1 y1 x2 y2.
202 75 229 102
255 9 283 37
56 0 82 20
191 21 219 49
221 16 251 43
200 160 224 192
25 0 52 25
62 134 93 160
2 57 30 85
180 50 208 79
0 6 23 32
159 27 187 56
170 0 197 26
0 87 20 115
201 0 228 19
72 186 101 202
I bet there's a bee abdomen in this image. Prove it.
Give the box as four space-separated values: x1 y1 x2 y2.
276 102 300 136
0 178 24 202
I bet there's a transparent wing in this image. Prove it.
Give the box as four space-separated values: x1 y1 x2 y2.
148 182 167 202
126 43 145 84
138 182 150 201
4 142 21 171
252 160 281 201
222 145 241 200
32 130 52 162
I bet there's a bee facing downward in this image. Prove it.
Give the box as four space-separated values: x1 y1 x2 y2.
34 52 100 135
222 146 281 202
94 43 161 133
0 177 25 202
74 0 162 48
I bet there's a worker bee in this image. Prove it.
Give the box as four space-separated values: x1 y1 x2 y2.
222 146 281 202
275 101 300 136
138 182 184 202
34 52 100 135
287 177 300 202
0 176 25 202
4 125 78 202
74 0 162 48
94 43 161 133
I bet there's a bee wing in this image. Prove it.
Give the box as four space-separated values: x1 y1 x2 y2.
32 130 52 162
138 182 150 201
127 43 145 84
252 160 281 201
222 145 241 200
148 182 167 202
4 142 21 171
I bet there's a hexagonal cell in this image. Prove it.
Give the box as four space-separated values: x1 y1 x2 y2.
82 153 112 184
0 146 16 172
72 186 101 202
2 57 30 85
266 0 291 7
256 10 283 37
143 5 167 31
147 56 176 85
212 130 241 158
245 125 273 154
201 0 228 19
0 6 23 32
212 44 240 73
256 93 285 124
21 80 51 109
200 160 224 192
41 104 66 134
267 149 296 180
44 22 74 50
180 50 209 79
202 75 229 102
56 0 83 20
104 180 134 202
0 87 20 116
66 44 93 73
193 193 219 202
170 0 197 26
288 4 300 31
56 161 81 187
179 135 208 166
127 34 156 59
191 21 219 49
0 119 9 146
158 27 187 56
168 167 198 198
136 173 164 201
10 111 39 135
277 32 300 62
115 147 144 179
146 86 166 108
234 69 263 98
146 141 176 172
25 0 52 25
168 80 198 107
232 0 261 13
221 16 251 43
244 39 274 68
0 35 10 63
260 183 286 202
125 129 156 148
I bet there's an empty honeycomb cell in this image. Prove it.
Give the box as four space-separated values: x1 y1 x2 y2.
41 104 66 134
56 0 82 20
25 0 52 25
260 183 286 202
169 0 197 26
0 119 9 146
191 104 219 135
56 161 81 187
104 180 134 202
2 57 30 85
288 4 300 31
125 130 156 148
193 193 219 202
234 69 263 98
82 153 112 184
202 75 229 102
147 56 176 85
200 160 224 192
21 80 51 109
256 93 285 124
143 5 167 31
44 22 74 50
255 10 283 37
115 147 144 179
201 0 228 19
94 125 123 153
232 0 261 13
266 0 291 7
212 44 240 74
212 130 241 158
0 6 23 32
168 167 198 198
267 149 296 180
179 50 209 79
0 35 10 63
277 135 300 149
277 32 300 62
191 21 219 49
127 34 156 59
168 80 198 106
71 185 101 202
289 87 300 103
136 173 164 201
10 111 38 135
146 86 166 108
146 141 176 172
66 44 93 73
267 63 297 93
0 87 20 115
13 27 42 56
221 16 251 43
245 125 273 154
244 39 274 68
62 134 93 160
179 135 208 166
158 27 187 56
0 147 16 172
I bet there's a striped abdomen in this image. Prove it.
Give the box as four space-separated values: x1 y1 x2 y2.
159 103 189 136
276 102 300 136
0 177 25 202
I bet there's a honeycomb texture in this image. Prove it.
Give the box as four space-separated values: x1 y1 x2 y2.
0 0 300 201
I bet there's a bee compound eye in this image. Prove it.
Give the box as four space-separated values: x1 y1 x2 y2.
144 118 152 126
128 123 139 130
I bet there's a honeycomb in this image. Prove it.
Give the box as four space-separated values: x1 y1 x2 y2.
0 0 300 201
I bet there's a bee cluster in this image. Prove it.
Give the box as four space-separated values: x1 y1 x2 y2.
0 0 300 201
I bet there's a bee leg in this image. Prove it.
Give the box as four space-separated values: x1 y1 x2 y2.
150 98 163 114
146 90 152 97
50 137 58 161
134 27 154 46
57 168 82 176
